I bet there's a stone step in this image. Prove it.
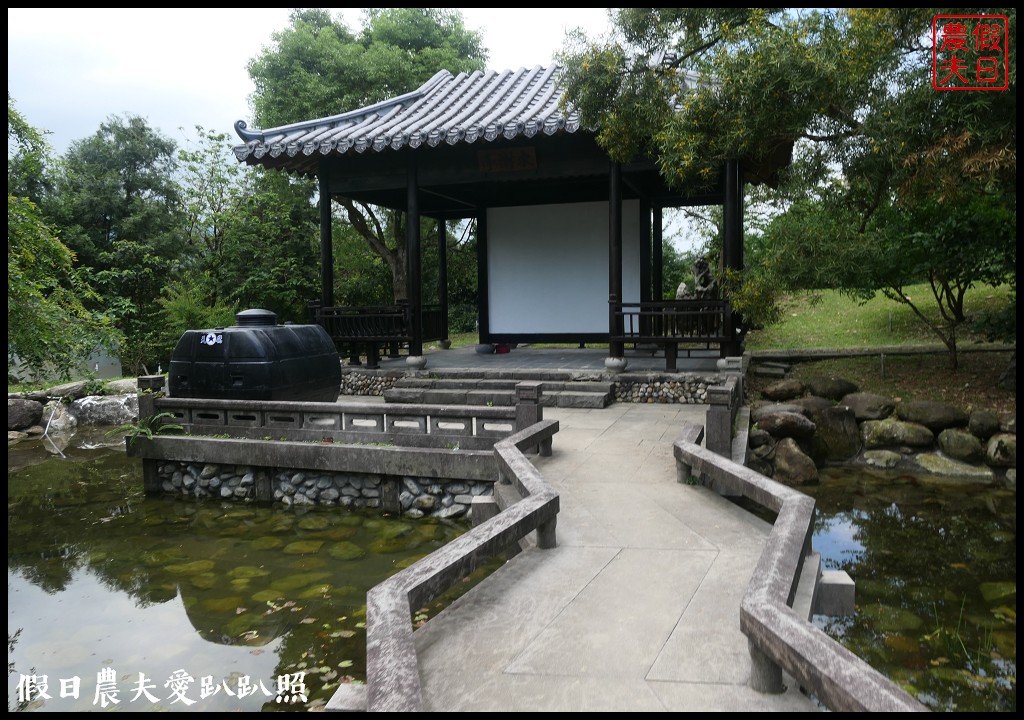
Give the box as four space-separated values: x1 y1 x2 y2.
389 377 614 396
384 383 613 409
752 365 787 378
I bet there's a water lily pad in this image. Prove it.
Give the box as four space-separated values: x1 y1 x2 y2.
88 552 109 564
929 666 991 688
299 583 333 599
328 541 365 561
268 517 295 533
884 634 920 655
991 629 1015 657
369 536 417 554
230 565 271 579
297 516 332 530
230 578 252 591
141 548 187 566
337 514 365 527
979 581 1015 602
322 526 358 541
366 520 413 539
223 613 262 637
283 540 324 555
394 553 428 570
289 557 327 571
860 603 924 631
251 536 284 550
204 595 245 613
252 589 286 603
415 524 441 541
166 559 215 575
271 572 331 592
190 572 218 590
991 605 1016 623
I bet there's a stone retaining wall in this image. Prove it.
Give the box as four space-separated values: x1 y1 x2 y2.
613 374 717 404
336 369 720 406
154 460 492 519
340 372 401 397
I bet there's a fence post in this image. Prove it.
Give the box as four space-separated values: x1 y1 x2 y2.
515 381 544 453
136 375 165 494
705 381 734 459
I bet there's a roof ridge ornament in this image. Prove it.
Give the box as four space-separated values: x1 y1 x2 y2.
232 70 453 143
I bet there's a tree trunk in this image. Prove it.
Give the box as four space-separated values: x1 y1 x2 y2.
339 199 407 303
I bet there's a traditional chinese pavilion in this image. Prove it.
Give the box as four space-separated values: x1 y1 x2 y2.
232 65 789 370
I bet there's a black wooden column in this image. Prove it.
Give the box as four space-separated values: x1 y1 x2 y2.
653 206 664 302
722 159 744 356
437 219 449 343
476 211 489 343
723 159 743 275
638 195 647 333
318 172 333 309
608 161 623 357
406 157 422 356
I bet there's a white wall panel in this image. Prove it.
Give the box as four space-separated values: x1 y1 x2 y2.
488 201 640 334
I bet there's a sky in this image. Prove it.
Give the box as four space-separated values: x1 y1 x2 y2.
8 8 616 156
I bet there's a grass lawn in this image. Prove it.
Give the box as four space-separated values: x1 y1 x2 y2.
743 283 1015 417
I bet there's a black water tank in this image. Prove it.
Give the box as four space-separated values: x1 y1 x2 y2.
168 309 341 402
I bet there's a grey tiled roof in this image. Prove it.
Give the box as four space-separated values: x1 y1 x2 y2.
232 65 582 169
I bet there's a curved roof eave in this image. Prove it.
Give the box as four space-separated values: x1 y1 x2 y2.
232 65 584 174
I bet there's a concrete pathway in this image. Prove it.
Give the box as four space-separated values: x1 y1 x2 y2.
414 403 820 711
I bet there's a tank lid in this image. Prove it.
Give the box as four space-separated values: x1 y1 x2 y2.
235 308 278 327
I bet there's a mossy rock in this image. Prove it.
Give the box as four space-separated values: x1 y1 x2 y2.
328 541 366 561
166 559 215 575
282 540 324 555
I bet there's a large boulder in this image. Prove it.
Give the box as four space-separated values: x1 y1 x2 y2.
806 376 859 401
8 398 44 431
69 395 139 426
937 428 984 463
840 392 896 421
42 400 78 436
985 433 1016 468
43 380 92 400
966 410 1000 440
808 406 861 462
914 453 995 481
756 410 817 441
103 378 139 395
790 395 835 414
861 418 935 449
752 403 812 422
896 400 968 431
773 438 819 486
761 378 804 401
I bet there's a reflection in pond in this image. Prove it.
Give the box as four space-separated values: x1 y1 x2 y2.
807 467 1016 713
7 434 497 712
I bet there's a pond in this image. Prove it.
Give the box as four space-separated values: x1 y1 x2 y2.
807 467 1016 713
7 431 498 712
8 432 1014 713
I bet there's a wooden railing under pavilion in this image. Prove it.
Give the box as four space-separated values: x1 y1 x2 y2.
311 303 445 368
611 299 744 370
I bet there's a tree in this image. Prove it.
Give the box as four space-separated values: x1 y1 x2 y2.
561 8 1016 368
8 99 120 381
46 114 186 374
246 8 488 303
